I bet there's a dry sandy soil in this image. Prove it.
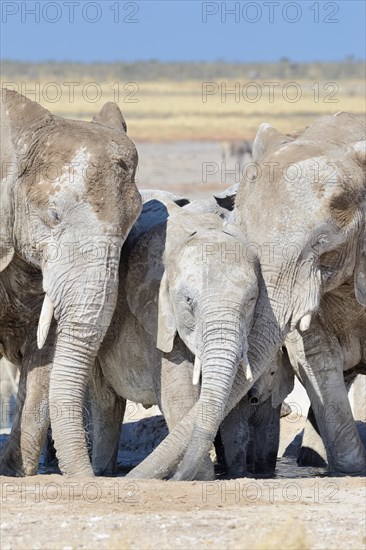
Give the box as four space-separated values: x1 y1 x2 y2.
1 413 365 550
1 473 365 550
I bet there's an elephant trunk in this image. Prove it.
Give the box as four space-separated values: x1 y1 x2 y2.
172 310 246 481
248 387 260 404
46 240 121 476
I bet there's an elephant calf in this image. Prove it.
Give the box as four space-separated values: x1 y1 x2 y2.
218 348 294 477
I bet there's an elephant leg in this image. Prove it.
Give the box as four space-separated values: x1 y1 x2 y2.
287 325 366 475
297 405 327 467
297 369 360 467
160 347 215 481
0 327 54 476
218 400 250 478
250 399 281 476
89 359 125 476
0 357 18 429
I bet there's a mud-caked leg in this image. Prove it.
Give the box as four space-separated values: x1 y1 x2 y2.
89 359 125 476
0 323 55 476
298 369 360 467
218 400 251 477
287 324 366 475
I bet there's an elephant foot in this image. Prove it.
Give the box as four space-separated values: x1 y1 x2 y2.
125 468 154 480
193 456 215 481
0 453 30 477
297 446 327 468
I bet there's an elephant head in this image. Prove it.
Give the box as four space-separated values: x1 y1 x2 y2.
233 112 365 366
125 199 258 479
247 348 294 408
0 89 141 475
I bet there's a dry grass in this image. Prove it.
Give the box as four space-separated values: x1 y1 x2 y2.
1 78 364 141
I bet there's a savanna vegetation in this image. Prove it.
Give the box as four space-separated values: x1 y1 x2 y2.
1 60 365 140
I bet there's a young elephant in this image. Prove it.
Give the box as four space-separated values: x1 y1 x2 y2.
217 348 294 477
91 197 258 478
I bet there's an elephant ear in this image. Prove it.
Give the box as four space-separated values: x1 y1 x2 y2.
271 349 295 408
0 127 15 271
352 140 366 306
252 123 293 163
1 88 53 143
355 221 366 305
92 102 127 132
140 189 190 207
1 89 54 271
126 218 166 341
157 270 177 353
213 183 239 211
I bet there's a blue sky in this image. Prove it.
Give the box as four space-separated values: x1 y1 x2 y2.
1 1 365 62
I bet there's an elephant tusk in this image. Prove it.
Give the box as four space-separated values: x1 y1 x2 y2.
299 313 312 331
192 356 201 385
37 294 54 350
240 358 253 381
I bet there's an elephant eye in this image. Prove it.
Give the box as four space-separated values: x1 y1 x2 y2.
48 206 61 225
311 233 329 253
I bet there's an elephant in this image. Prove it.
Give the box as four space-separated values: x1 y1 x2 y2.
217 348 294 477
0 88 141 476
127 112 365 480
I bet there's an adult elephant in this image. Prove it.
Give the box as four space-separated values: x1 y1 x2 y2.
127 112 365 480
0 89 141 476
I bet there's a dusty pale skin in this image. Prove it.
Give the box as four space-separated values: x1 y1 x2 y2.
0 89 141 476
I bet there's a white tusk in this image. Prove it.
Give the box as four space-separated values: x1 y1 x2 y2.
192 356 201 385
299 313 312 332
240 358 253 381
37 294 54 349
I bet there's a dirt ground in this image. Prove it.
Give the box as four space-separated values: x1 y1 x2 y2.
1 474 365 550
1 414 365 550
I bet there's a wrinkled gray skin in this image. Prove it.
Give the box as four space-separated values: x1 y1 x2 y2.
0 89 141 476
299 369 364 467
218 349 294 477
289 279 366 467
129 113 365 480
